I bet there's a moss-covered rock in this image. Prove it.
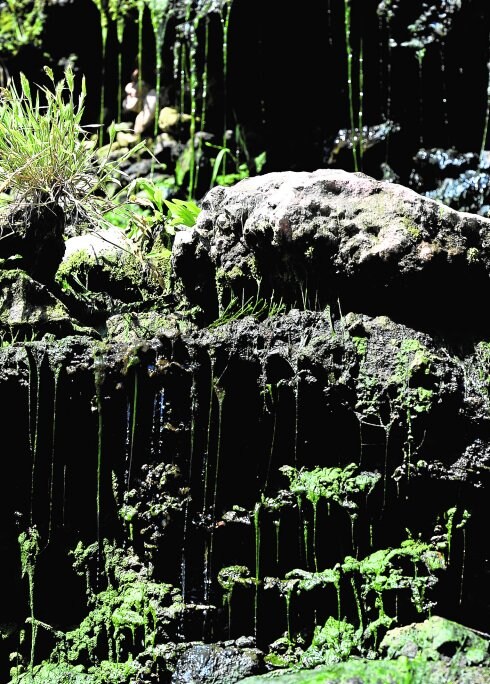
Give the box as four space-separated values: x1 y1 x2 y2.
238 658 490 684
380 615 490 667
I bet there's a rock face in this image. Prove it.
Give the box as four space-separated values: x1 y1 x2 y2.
172 644 262 684
4 170 490 683
0 269 90 338
173 169 490 332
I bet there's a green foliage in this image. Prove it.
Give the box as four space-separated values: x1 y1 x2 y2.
0 0 45 56
207 141 267 188
208 294 285 329
105 177 181 292
0 67 143 234
280 463 380 516
218 565 256 593
300 617 359 667
163 197 201 228
53 540 183 666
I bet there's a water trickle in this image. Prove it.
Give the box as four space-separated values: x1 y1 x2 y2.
108 0 129 121
303 517 310 569
211 384 225 520
158 387 165 454
187 18 199 198
326 0 333 47
93 352 105 554
293 365 300 466
200 17 210 132
26 348 43 527
480 39 490 164
350 576 363 631
18 526 40 670
221 1 232 146
344 0 358 171
91 0 108 143
137 0 145 94
313 501 319 572
417 52 425 147
285 587 293 644
358 38 364 170
457 510 471 606
439 45 449 139
379 14 393 160
127 369 139 490
47 367 61 545
203 356 215 513
254 501 261 640
262 382 277 492
148 0 170 139
62 464 67 527
274 517 281 566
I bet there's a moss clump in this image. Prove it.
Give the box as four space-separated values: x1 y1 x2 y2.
56 247 147 303
300 617 359 667
380 615 490 667
279 463 380 518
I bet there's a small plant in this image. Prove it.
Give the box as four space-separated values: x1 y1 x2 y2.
0 67 144 280
208 294 285 329
207 137 266 189
163 197 201 229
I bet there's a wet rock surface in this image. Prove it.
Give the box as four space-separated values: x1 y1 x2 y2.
172 644 262 684
4 170 490 682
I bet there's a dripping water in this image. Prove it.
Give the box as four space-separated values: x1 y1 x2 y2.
47 367 61 545
439 44 449 141
181 369 197 612
358 38 364 169
219 0 233 174
480 37 490 163
417 52 425 147
254 502 261 641
194 17 210 194
200 17 210 131
116 19 125 121
211 386 225 522
137 0 145 95
187 18 199 198
274 518 280 566
344 0 358 171
313 501 319 572
149 3 170 140
326 0 333 47
26 348 43 527
91 0 108 143
158 387 165 456
126 369 139 490
459 527 466 606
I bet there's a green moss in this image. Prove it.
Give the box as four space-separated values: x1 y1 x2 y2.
45 540 184 671
56 243 163 303
300 617 359 667
400 217 421 240
0 0 45 56
8 662 92 683
352 336 368 357
239 657 490 684
466 247 480 264
380 615 490 667
279 463 380 516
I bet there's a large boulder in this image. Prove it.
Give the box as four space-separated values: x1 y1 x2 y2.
172 169 490 333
